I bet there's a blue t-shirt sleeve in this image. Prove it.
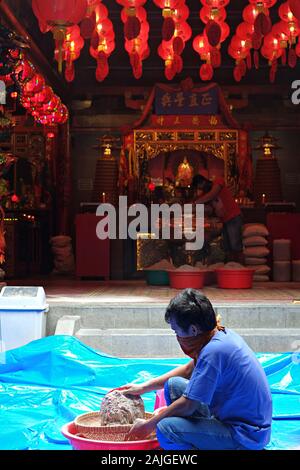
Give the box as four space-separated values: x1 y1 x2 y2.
183 358 220 405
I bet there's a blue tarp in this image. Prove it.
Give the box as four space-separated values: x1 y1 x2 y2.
0 335 300 450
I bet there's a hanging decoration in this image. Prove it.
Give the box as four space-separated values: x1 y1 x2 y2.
117 0 149 79
18 58 69 126
53 25 85 82
88 1 115 82
32 1 88 73
155 0 191 81
193 0 230 81
30 0 300 83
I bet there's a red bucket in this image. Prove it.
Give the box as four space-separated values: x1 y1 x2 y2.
168 271 206 289
215 268 255 289
61 421 160 451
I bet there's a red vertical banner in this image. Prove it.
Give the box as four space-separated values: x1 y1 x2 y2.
238 129 253 192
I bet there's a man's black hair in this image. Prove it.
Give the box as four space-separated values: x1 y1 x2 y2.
192 174 213 193
165 288 217 333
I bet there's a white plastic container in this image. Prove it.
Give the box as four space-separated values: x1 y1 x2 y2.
0 286 48 352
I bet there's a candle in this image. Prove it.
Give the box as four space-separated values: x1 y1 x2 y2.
261 193 266 205
102 192 106 203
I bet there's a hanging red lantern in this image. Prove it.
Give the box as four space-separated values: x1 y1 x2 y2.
35 86 54 105
65 62 75 82
233 65 242 82
32 1 88 27
279 2 296 22
289 0 300 21
24 73 45 95
219 22 230 42
243 4 260 24
210 47 221 67
205 20 221 47
124 15 141 40
193 35 210 58
121 6 147 23
237 22 254 40
254 13 272 36
165 65 175 81
252 31 263 49
80 14 96 39
162 17 176 41
20 60 35 82
201 0 230 7
281 48 287 64
173 54 183 73
288 47 297 66
200 6 226 24
173 36 184 54
32 0 88 73
174 21 192 42
173 4 189 22
199 63 213 81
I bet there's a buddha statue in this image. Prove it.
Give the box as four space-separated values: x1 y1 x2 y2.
176 156 194 187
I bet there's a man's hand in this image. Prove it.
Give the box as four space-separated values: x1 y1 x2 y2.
110 383 150 395
124 418 156 441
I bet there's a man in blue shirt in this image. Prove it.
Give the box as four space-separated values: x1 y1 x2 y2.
120 289 272 450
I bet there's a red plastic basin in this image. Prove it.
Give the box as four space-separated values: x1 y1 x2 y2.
61 422 160 451
215 268 255 289
168 271 206 289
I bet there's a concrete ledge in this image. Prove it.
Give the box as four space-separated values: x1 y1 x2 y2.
55 315 81 336
75 327 300 357
47 303 300 335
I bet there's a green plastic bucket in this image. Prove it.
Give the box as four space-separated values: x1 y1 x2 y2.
145 270 169 286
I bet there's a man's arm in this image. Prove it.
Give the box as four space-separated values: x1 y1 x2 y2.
195 184 222 204
125 396 200 441
116 360 195 395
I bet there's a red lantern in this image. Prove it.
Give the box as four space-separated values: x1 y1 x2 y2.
243 4 260 24
237 22 254 40
173 36 184 55
279 2 296 22
162 17 176 41
254 13 272 36
233 65 242 82
201 0 230 7
289 0 300 21
210 47 221 67
32 0 88 26
24 73 45 95
193 35 209 58
124 16 141 40
121 7 147 23
288 47 297 67
80 15 96 39
200 6 226 24
219 22 230 42
32 0 88 73
34 86 54 105
205 21 221 47
173 5 189 22
252 31 263 49
199 63 213 81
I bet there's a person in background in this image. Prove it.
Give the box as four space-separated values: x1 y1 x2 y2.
118 289 272 451
192 174 244 264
